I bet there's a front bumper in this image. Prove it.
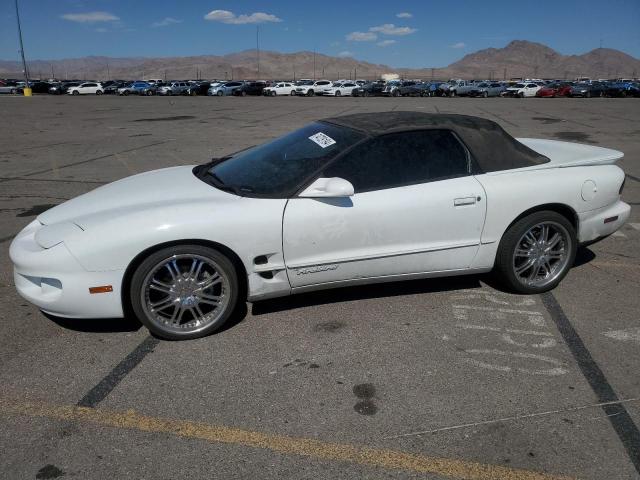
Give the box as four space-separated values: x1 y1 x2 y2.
10 220 125 319
578 200 631 244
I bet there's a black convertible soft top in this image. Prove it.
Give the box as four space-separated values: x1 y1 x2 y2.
321 111 550 172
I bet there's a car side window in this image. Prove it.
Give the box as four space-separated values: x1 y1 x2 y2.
322 130 470 194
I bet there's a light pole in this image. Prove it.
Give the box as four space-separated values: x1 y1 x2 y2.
256 26 260 79
14 0 30 95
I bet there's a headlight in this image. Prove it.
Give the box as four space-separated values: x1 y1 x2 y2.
34 222 83 249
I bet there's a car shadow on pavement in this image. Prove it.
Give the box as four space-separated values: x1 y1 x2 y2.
42 312 142 333
252 275 484 315
574 247 596 267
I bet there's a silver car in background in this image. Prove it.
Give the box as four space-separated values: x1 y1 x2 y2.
208 81 244 96
469 82 506 97
157 81 190 96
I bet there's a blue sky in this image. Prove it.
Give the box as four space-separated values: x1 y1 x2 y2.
1 0 639 67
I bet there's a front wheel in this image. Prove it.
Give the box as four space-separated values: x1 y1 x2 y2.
123 90 130 96
217 90 223 96
72 90 79 95
335 90 341 96
130 245 240 340
96 90 103 95
494 211 576 294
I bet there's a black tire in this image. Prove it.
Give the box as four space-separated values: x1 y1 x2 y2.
123 90 129 96
494 211 577 294
96 90 103 95
483 91 488 98
72 90 79 95
586 91 591 98
217 90 223 96
10 88 16 94
335 90 341 96
241 90 247 96
129 244 240 340
449 90 456 97
363 91 370 97
307 90 314 97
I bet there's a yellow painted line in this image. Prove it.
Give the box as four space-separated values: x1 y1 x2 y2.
114 152 136 175
0 397 575 480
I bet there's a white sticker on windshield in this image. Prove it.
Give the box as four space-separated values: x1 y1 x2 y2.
308 132 336 149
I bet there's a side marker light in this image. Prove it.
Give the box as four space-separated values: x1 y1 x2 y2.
89 285 113 294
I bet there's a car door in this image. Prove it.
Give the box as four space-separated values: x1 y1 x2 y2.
282 129 487 288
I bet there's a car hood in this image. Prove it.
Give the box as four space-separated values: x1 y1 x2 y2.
37 166 239 229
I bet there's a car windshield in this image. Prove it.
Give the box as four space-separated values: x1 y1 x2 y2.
513 83 525 88
296 80 313 86
206 122 366 196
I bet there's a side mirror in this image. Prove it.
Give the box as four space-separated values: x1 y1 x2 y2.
299 177 354 198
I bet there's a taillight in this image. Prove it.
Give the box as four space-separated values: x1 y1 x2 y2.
619 178 625 195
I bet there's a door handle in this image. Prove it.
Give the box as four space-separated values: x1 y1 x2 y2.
454 196 477 206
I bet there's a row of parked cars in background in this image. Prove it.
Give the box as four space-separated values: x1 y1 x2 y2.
1 77 639 98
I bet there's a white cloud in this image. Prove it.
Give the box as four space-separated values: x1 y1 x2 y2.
338 51 354 57
450 42 466 49
152 17 182 28
346 31 377 42
204 10 282 24
396 12 412 18
377 39 396 47
370 23 416 36
61 11 119 23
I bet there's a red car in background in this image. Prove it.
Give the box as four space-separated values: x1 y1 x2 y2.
536 82 573 97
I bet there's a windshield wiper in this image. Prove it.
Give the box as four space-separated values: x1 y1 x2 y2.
206 172 239 195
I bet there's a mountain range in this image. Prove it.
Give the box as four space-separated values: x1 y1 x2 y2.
1 41 638 81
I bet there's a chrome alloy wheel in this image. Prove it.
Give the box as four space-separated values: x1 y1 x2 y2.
141 254 230 335
512 221 571 289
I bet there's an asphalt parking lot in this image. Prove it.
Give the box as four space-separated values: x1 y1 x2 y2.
1 94 639 480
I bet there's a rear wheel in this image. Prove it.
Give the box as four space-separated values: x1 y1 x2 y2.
130 244 240 340
290 90 295 96
307 90 314 97
494 211 576 294
123 90 129 96
217 90 223 96
335 90 341 96
96 90 103 95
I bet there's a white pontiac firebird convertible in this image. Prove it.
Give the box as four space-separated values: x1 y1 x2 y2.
11 112 630 339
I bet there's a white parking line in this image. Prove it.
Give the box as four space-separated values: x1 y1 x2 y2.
611 231 627 238
628 223 640 231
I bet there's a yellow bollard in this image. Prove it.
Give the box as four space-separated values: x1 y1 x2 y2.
23 87 32 96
